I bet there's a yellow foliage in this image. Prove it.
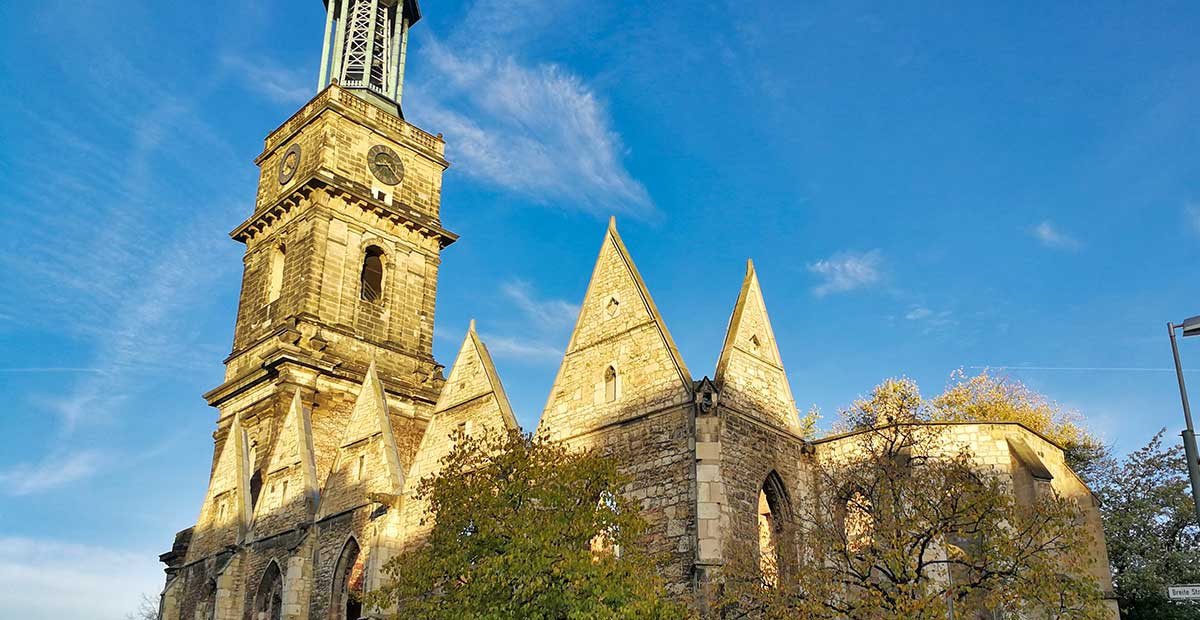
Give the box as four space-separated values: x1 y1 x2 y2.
930 369 1106 476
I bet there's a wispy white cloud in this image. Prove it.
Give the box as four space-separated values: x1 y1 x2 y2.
480 333 565 362
0 536 162 620
807 250 883 297
0 367 107 373
502 280 580 328
904 305 956 333
220 53 312 105
1185 203 1200 236
407 1 652 217
0 451 105 496
904 307 932 321
0 60 242 491
1031 220 1082 250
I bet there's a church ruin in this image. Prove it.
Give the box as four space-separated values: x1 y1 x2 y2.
157 2 1119 618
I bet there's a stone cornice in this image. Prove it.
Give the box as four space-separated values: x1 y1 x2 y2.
205 344 441 410
229 174 458 248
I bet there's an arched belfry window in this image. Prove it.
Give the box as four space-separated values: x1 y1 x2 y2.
253 561 283 620
604 366 618 402
360 246 384 302
267 244 286 304
758 472 791 587
331 538 365 620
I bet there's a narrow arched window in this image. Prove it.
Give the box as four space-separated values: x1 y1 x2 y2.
604 366 618 402
758 472 791 587
360 246 384 302
267 244 286 304
253 561 283 620
844 491 874 554
758 489 777 586
331 538 365 620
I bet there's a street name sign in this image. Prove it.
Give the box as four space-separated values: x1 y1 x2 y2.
1169 585 1200 600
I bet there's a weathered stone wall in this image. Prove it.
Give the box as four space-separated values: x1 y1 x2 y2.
710 409 811 581
560 406 698 596
813 422 1120 619
254 85 446 220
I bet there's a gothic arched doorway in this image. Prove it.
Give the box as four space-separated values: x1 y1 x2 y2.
331 538 365 620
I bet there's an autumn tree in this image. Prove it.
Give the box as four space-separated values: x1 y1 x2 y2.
720 380 1110 620
834 372 1110 484
1095 429 1200 619
366 430 692 620
931 370 1109 484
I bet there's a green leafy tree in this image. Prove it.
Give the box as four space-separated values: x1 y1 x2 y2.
366 430 692 620
1095 429 1200 619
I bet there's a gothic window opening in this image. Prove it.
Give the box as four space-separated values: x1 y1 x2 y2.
590 490 623 560
360 246 385 302
757 472 790 588
249 444 263 509
331 538 365 620
268 244 286 304
604 366 618 402
749 334 761 353
844 491 874 554
605 296 620 318
253 561 284 620
356 454 366 481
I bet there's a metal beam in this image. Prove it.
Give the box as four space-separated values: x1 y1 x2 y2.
386 3 405 97
363 0 381 90
317 0 337 89
332 0 351 82
394 19 410 105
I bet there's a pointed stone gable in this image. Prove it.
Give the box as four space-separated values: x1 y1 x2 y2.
714 260 800 431
251 390 320 534
538 219 692 441
186 415 252 561
317 359 406 519
398 323 521 545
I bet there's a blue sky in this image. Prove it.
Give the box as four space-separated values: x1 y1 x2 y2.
1 0 1198 617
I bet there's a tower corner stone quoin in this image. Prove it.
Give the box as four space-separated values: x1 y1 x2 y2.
156 3 1121 618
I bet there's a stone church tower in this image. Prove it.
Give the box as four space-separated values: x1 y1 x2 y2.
159 2 1120 619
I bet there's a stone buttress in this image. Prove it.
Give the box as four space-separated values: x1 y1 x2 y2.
695 260 811 601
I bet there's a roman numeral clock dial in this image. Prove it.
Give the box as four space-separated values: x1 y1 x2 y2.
368 144 404 186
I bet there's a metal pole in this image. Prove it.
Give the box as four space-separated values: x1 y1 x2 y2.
1169 322 1200 523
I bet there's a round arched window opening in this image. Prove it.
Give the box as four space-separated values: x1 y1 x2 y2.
360 246 385 302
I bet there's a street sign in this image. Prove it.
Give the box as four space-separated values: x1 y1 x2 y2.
1169 585 1200 600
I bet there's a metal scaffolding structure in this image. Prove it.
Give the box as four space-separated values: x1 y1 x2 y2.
317 0 417 114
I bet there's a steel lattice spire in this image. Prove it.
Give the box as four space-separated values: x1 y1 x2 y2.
317 0 421 117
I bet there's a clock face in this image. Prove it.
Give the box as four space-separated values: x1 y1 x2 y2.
368 144 404 186
277 143 301 185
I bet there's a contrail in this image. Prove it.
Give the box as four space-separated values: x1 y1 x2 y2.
970 365 1199 373
0 367 106 374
